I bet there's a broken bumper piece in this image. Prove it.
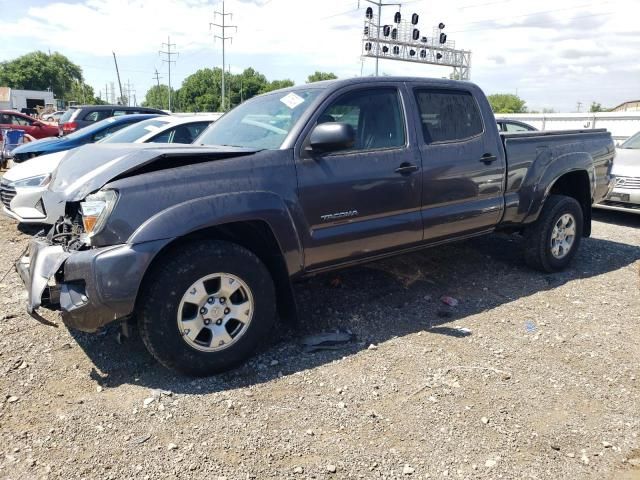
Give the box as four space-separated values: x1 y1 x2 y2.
16 237 169 332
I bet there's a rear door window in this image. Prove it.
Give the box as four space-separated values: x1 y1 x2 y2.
84 110 112 122
414 89 483 143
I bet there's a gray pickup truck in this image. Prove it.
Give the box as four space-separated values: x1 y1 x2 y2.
17 77 615 376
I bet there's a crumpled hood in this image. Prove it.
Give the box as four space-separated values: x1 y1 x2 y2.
13 135 64 154
612 148 640 178
49 143 261 202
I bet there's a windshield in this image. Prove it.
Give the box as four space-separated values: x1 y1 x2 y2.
196 88 323 149
620 132 640 149
101 118 169 143
59 108 76 123
64 116 125 140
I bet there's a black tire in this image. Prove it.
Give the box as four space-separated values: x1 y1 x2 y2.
523 194 584 272
137 240 276 376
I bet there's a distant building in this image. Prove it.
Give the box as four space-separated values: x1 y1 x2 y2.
0 87 56 115
610 100 640 112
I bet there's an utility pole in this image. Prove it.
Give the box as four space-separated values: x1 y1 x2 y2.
112 52 125 105
152 69 163 109
104 83 109 103
210 1 237 112
360 0 401 76
576 101 583 113
159 37 179 111
125 80 136 107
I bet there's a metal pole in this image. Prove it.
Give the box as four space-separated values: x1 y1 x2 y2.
168 38 172 111
211 1 236 112
376 2 381 76
112 52 124 105
222 2 225 111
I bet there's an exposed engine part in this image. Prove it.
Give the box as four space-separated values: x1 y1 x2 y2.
48 204 86 250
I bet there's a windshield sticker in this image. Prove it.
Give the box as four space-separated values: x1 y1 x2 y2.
280 92 305 109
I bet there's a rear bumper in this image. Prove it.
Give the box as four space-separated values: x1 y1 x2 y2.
17 237 169 332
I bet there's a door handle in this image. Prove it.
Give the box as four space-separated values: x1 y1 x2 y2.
395 162 419 175
480 153 498 164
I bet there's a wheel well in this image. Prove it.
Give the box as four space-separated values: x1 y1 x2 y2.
139 220 298 324
549 170 592 236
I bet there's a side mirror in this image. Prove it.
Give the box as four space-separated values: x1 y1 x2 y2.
309 122 355 154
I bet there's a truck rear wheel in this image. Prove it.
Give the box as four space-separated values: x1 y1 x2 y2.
137 240 276 376
523 195 583 272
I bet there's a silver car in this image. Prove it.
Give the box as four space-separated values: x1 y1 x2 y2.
597 131 640 214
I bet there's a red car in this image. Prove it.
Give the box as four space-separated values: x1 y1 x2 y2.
0 110 59 141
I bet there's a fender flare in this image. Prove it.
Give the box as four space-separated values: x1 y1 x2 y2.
524 151 595 224
127 191 304 276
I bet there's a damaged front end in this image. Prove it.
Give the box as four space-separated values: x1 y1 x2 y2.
15 199 166 333
16 203 95 329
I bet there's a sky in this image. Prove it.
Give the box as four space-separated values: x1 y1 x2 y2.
0 0 638 112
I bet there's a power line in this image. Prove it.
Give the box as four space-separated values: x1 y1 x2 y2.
159 36 179 112
210 1 237 112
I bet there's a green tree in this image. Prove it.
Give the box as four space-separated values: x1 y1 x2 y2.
487 93 527 113
67 81 105 105
142 85 174 110
259 79 295 94
178 68 223 112
0 51 85 103
306 71 337 83
590 102 605 112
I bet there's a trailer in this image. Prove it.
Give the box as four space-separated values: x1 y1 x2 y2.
0 87 56 116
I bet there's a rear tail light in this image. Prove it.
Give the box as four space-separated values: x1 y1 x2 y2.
62 122 77 134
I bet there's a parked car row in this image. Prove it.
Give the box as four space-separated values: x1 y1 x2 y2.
4 77 617 377
1 114 220 223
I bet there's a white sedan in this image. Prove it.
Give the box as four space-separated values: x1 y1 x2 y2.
1 115 221 224
595 131 640 214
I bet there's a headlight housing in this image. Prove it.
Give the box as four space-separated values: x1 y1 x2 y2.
12 173 51 188
80 190 118 236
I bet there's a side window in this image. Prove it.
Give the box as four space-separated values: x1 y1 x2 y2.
148 128 173 143
84 110 111 122
11 115 31 126
505 122 531 133
112 110 128 117
92 122 130 141
185 122 210 141
318 88 406 152
414 89 483 143
0 113 9 124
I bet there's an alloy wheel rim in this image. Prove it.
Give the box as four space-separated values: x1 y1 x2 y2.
550 213 576 259
177 272 254 352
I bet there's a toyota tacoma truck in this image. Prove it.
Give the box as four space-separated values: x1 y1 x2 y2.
16 77 615 376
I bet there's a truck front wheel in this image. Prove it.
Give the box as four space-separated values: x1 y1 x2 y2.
523 195 584 272
137 240 276 376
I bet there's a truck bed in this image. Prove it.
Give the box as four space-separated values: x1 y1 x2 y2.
499 128 615 226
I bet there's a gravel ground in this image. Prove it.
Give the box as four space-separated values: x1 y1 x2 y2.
0 196 639 480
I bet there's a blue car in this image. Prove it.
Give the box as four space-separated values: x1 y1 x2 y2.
11 113 162 163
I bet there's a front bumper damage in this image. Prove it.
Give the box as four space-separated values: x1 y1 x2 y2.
16 236 169 332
